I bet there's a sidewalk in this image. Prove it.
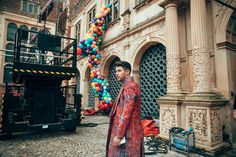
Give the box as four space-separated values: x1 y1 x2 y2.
0 114 235 157
83 115 203 157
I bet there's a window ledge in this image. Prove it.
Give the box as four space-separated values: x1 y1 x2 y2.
133 0 153 11
107 17 121 28
121 9 131 17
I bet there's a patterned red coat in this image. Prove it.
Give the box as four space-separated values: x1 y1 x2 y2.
106 78 144 157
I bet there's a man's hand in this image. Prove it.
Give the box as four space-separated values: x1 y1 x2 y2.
233 110 236 120
112 136 121 146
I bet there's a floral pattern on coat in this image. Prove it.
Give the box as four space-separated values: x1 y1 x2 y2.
106 79 144 157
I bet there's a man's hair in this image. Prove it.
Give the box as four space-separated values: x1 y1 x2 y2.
115 61 131 72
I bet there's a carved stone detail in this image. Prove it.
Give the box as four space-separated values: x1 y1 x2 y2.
188 108 208 144
166 53 181 93
192 47 211 92
210 109 222 145
190 0 211 93
160 106 176 137
165 1 181 94
121 9 131 31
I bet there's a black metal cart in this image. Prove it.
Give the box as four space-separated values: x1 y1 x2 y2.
0 28 81 138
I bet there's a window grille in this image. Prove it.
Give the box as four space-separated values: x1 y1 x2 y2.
88 78 95 107
108 58 121 101
140 44 167 118
77 72 81 94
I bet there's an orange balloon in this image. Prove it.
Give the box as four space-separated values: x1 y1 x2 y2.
96 87 100 92
90 73 94 78
88 63 93 68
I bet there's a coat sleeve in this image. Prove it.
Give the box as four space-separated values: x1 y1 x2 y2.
116 85 137 139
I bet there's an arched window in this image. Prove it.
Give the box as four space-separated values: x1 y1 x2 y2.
30 27 37 40
3 64 13 83
19 25 29 44
5 43 14 63
7 23 17 41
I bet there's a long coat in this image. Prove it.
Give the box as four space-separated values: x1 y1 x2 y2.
106 78 145 157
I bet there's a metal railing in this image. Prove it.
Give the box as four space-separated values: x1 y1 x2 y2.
14 28 77 68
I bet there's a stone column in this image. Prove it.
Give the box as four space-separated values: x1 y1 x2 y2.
158 0 183 139
191 0 211 93
182 0 228 153
165 0 181 94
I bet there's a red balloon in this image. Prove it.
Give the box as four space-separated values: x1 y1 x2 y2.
77 48 82 55
95 82 100 86
97 104 102 108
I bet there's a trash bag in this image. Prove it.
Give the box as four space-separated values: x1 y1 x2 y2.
83 108 97 116
141 119 159 137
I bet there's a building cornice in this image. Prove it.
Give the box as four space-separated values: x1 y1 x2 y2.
2 11 55 27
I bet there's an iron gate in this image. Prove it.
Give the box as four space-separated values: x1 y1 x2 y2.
108 57 121 102
76 72 81 94
140 44 167 118
88 78 95 107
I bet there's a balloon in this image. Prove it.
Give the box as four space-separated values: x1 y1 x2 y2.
90 73 95 78
96 87 100 92
95 82 99 86
77 48 82 55
76 4 112 110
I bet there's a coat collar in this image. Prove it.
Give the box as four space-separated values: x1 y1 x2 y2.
121 76 132 87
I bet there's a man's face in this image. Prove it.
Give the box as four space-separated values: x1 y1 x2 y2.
115 66 129 82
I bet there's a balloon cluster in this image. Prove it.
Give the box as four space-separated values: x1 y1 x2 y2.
77 4 113 110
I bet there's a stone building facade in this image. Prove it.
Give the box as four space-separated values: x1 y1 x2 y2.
0 0 235 154
68 0 236 153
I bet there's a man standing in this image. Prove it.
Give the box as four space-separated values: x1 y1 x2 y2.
106 61 144 157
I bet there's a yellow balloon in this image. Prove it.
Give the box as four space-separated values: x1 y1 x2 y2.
95 13 100 18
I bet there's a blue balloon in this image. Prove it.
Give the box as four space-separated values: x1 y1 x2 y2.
92 48 97 52
79 44 84 49
96 54 100 58
106 4 111 8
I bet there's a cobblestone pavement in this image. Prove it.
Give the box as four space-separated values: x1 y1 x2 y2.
0 115 212 157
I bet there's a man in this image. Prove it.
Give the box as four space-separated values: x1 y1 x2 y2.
106 61 144 157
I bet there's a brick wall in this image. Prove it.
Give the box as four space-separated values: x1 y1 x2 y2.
0 0 62 23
